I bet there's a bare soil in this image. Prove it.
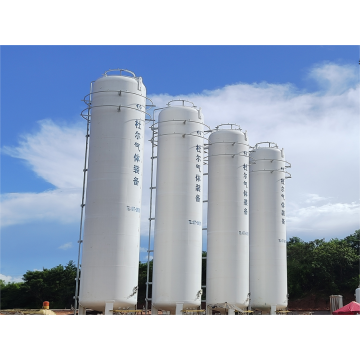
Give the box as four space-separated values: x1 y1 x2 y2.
288 291 355 311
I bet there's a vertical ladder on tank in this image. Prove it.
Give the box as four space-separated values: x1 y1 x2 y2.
73 81 94 315
145 117 158 314
201 130 211 311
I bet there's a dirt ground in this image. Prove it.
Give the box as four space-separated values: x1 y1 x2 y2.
288 291 356 311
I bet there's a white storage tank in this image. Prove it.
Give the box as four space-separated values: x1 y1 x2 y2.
79 69 147 313
206 125 250 311
249 142 290 313
152 100 204 314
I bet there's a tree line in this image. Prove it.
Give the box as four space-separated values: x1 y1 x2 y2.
1 231 359 309
0 261 77 309
287 230 359 298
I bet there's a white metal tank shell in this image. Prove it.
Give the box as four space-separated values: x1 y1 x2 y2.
206 127 250 309
79 70 147 312
152 101 204 313
249 143 290 312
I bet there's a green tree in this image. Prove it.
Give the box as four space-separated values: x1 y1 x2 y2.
137 260 153 308
311 238 359 293
24 261 75 308
343 229 360 253
287 237 317 297
201 251 207 301
0 280 27 309
287 232 359 299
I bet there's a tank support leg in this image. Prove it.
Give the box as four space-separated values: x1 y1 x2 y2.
151 305 158 315
228 309 235 315
206 306 213 315
270 305 277 315
105 302 114 315
79 305 86 315
176 302 183 315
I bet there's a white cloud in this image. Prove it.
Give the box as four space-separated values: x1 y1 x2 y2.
1 62 359 242
0 189 81 227
307 62 359 95
1 119 84 227
304 193 330 204
139 247 153 261
287 202 360 239
148 62 359 240
0 274 23 283
2 119 85 189
58 242 73 250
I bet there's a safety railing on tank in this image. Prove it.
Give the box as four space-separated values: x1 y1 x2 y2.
82 90 154 108
102 69 136 77
249 142 292 178
249 158 292 178
149 101 210 145
213 123 244 132
204 125 250 167
204 123 249 163
149 106 210 148
205 147 250 158
249 158 291 167
80 104 154 122
103 68 145 92
167 99 197 107
249 169 292 179
151 123 210 143
253 141 279 149
251 170 290 181
80 68 155 123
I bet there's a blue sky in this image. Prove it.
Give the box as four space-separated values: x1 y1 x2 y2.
1 45 359 283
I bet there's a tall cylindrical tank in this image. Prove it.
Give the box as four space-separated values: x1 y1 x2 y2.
152 100 204 313
206 126 250 310
249 142 290 313
79 70 147 312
